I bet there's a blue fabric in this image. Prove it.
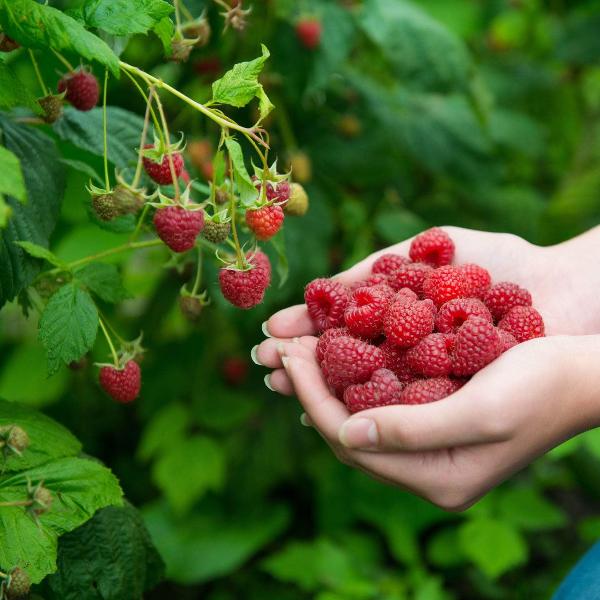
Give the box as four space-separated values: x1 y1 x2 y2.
553 542 600 599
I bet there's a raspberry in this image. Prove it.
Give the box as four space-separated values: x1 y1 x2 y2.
371 253 411 276
383 298 435 348
99 360 141 403
143 145 185 185
344 285 394 339
394 287 419 303
246 204 285 241
498 328 518 352
153 205 205 252
460 263 491 297
379 339 415 383
452 317 502 376
350 273 390 291
483 282 532 320
498 306 545 342
0 33 19 52
305 278 350 331
296 18 322 49
7 567 31 599
179 295 204 321
344 369 403 414
57 69 100 111
400 377 460 405
91 193 119 221
406 333 455 377
38 94 64 124
409 227 454 267
0 425 30 454
436 298 492 333
388 262 433 295
422 266 469 307
285 183 309 216
276 180 291 203
316 327 350 363
321 335 385 389
202 219 231 244
113 184 145 215
219 250 271 309
222 357 249 386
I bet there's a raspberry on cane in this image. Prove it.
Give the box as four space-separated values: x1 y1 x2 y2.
344 285 394 339
219 250 271 309
316 327 350 363
436 298 492 333
452 316 502 376
400 377 461 405
154 205 205 252
406 333 455 377
409 227 455 267
246 204 285 241
388 262 433 295
422 266 469 307
143 144 185 185
344 369 403 414
372 253 411 276
383 298 435 348
99 360 141 403
296 18 322 49
58 69 100 111
483 282 532 320
379 339 415 383
460 263 492 297
305 278 349 331
498 306 545 342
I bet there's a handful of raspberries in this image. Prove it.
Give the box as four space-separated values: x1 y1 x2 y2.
304 228 545 414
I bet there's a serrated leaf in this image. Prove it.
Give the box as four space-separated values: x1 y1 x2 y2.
13 241 68 269
224 138 256 206
0 0 119 75
75 262 129 303
496 487 566 532
60 159 103 185
38 283 99 376
0 146 25 207
47 503 164 600
0 62 43 115
152 16 173 54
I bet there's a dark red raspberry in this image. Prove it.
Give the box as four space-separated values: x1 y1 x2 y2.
371 253 411 276
305 278 350 331
406 333 455 377
422 266 469 307
245 204 285 241
153 205 205 252
452 316 502 376
316 327 350 363
296 18 322 49
344 285 394 339
321 336 385 389
498 306 545 342
58 69 100 111
222 357 249 386
0 34 19 52
219 250 271 309
99 360 141 403
409 227 455 267
388 262 433 295
143 145 185 185
383 298 435 348
350 273 389 291
436 298 492 333
400 377 460 405
483 282 532 321
379 340 415 383
460 263 491 297
275 180 291 203
498 328 518 352
344 369 403 414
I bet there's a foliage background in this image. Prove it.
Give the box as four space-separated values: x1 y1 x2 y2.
2 0 600 598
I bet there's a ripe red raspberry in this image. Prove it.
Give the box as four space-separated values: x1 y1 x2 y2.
498 328 518 352
409 227 454 267
383 298 435 348
305 278 349 331
498 306 545 342
321 335 385 389
406 333 455 377
296 18 322 49
99 360 141 403
436 298 492 333
316 327 350 363
371 253 411 276
460 263 491 297
245 204 285 241
153 205 205 252
350 273 389 291
400 377 460 405
222 357 249 386
58 69 100 111
483 282 532 320
143 145 185 185
344 369 403 414
452 316 502 376
275 180 291 203
219 250 271 309
344 285 394 338
422 266 469 307
379 340 415 383
394 288 419 303
388 262 433 295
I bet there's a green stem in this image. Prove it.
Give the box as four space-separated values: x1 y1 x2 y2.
99 317 119 366
197 237 221 253
121 69 164 146
130 203 150 242
154 91 181 200
67 239 163 270
52 49 74 72
0 500 32 508
102 69 110 190
132 88 154 188
272 93 298 150
227 151 244 267
98 310 126 345
191 246 203 294
174 0 182 30
28 50 48 96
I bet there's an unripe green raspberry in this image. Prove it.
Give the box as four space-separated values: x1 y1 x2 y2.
5 426 29 454
113 184 145 215
92 193 119 221
179 295 204 322
32 485 53 516
202 220 231 244
285 183 309 216
38 94 63 124
7 567 31 599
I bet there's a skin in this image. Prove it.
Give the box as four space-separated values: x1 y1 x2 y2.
253 226 600 511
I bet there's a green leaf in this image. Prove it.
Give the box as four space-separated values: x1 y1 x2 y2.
374 208 428 244
224 138 256 206
0 0 119 75
59 159 103 185
458 518 528 579
151 436 225 515
0 116 65 309
0 62 42 115
13 241 68 269
496 487 566 532
47 503 164 600
38 283 99 376
137 403 190 461
269 233 289 288
75 262 130 303
68 0 173 36
152 16 174 54
0 146 25 207
212 45 272 118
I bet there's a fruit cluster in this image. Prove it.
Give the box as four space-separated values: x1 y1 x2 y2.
304 228 545 413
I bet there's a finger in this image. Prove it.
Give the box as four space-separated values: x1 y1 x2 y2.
253 336 317 369
264 369 295 395
264 305 316 338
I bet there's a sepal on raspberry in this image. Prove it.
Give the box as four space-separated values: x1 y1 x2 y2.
142 136 186 185
219 250 271 309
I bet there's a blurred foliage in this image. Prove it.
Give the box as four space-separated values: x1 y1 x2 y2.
1 0 600 598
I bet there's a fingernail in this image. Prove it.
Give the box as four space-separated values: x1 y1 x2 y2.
262 321 272 337
281 356 290 369
293 337 301 344
339 418 378 448
251 345 262 366
300 413 311 427
276 342 286 357
264 374 275 392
